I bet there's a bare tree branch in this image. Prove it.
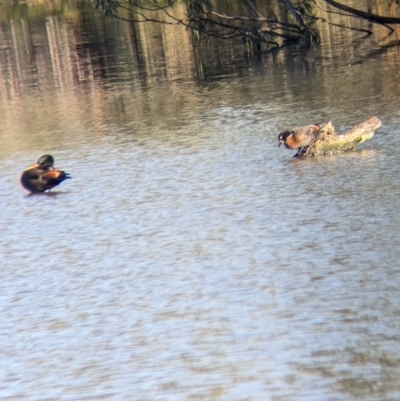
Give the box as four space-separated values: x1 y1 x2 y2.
322 0 400 24
279 0 307 28
88 0 400 54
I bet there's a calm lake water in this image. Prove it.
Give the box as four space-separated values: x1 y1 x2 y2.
1 1 400 400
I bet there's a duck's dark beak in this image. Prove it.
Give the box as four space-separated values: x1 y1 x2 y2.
278 141 282 147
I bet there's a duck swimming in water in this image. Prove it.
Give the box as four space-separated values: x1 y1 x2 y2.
278 125 320 150
20 154 71 193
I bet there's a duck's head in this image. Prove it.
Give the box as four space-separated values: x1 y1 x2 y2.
37 154 55 167
278 131 292 147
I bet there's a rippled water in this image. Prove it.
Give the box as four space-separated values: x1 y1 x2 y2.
1 2 400 400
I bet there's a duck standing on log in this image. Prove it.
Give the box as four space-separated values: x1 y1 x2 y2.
278 117 381 158
278 125 320 150
20 154 71 193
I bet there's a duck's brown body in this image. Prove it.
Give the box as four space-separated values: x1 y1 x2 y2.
278 125 319 149
20 155 71 193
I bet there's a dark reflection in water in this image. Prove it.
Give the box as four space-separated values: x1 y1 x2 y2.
1 1 400 400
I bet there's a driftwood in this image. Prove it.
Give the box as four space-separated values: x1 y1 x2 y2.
295 116 381 159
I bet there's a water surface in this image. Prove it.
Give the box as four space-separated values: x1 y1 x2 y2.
1 2 400 400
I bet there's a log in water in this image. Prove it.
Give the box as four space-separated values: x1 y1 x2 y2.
295 116 382 158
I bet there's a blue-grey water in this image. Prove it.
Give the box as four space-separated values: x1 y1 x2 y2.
1 1 400 400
